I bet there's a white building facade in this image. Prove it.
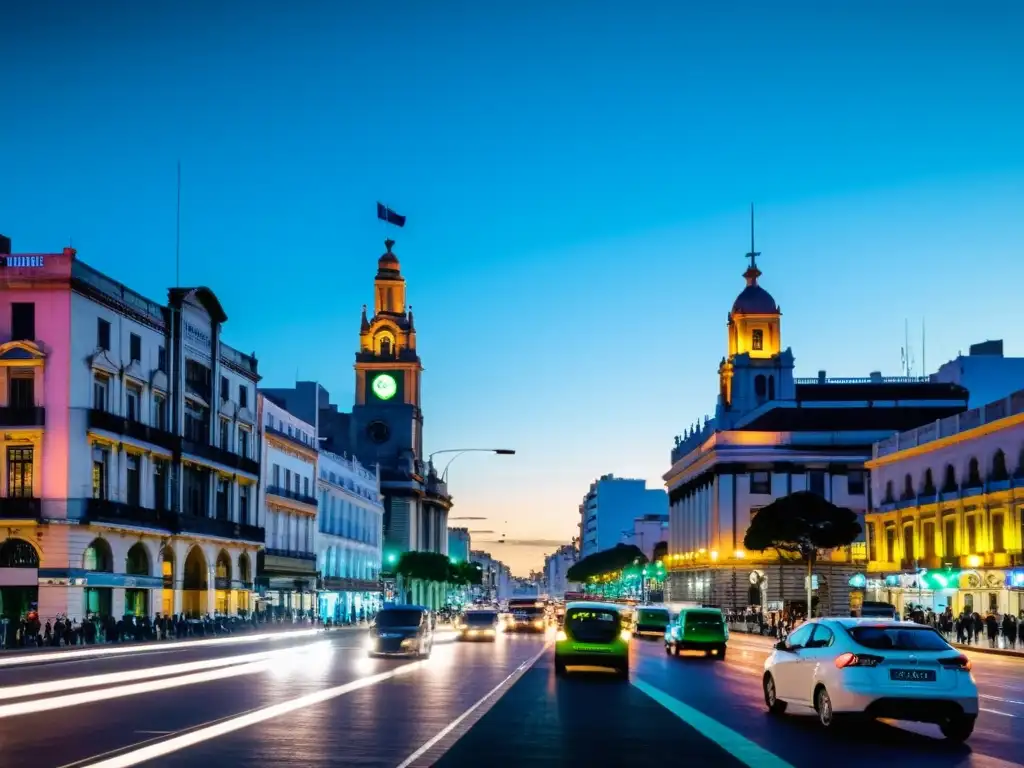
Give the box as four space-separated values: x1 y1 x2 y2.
579 474 668 559
315 449 384 623
631 515 668 560
544 544 578 598
447 527 471 563
0 245 263 627
470 549 512 602
256 394 318 616
866 388 1024 618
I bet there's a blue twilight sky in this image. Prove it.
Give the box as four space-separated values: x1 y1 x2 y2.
2 2 1023 574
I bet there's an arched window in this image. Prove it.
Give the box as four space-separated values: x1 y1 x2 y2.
754 375 767 403
884 480 894 503
923 468 935 495
125 543 150 576
768 375 776 400
991 449 1009 482
967 457 982 487
380 337 392 357
751 329 764 351
0 539 39 568
83 538 113 572
216 550 231 581
902 473 915 500
942 464 957 493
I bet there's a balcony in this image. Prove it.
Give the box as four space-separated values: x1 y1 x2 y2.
259 548 317 577
88 409 178 452
266 485 318 508
0 406 45 428
174 513 265 543
181 438 259 476
84 497 175 530
265 425 316 454
264 548 317 562
0 497 41 519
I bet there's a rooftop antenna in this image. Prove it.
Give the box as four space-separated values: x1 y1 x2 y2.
746 203 760 271
922 319 927 377
175 160 181 287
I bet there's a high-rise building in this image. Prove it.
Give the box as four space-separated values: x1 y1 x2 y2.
544 544 578 598
930 340 1024 408
579 475 667 559
448 527 471 563
0 241 263 624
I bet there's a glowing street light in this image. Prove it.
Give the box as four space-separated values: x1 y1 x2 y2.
427 448 516 482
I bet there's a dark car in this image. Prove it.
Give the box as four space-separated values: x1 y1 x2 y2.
366 605 434 658
457 610 500 641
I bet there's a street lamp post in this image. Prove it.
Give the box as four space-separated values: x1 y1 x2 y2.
426 448 516 483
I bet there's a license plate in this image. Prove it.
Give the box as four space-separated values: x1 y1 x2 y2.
890 668 936 682
573 645 610 653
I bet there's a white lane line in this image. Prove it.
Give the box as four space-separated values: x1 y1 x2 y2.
980 708 1018 718
981 693 1024 706
632 678 794 768
0 629 322 668
0 642 328 701
75 662 424 768
395 643 551 768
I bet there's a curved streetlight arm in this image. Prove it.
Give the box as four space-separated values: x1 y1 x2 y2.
425 448 516 483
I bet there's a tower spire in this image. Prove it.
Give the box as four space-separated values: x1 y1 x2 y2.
743 203 762 286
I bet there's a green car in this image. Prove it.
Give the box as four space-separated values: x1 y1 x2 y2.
664 607 728 660
554 601 630 680
634 606 672 638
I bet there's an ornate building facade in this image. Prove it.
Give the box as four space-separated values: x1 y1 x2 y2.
865 388 1024 617
0 242 262 625
664 232 969 616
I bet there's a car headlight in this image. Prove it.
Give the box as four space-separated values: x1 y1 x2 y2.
534 620 544 628
401 638 415 648
365 637 377 651
555 630 567 642
620 629 632 642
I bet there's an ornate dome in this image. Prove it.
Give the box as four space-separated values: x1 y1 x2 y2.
377 239 401 274
731 264 778 315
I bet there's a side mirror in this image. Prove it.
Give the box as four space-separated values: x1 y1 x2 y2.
774 640 789 651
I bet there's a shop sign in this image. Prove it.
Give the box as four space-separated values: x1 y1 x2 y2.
1007 570 1024 589
848 573 867 589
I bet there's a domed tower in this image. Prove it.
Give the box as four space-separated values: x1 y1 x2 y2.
716 207 795 424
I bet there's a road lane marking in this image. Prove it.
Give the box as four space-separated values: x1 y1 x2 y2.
632 678 794 768
70 661 424 768
980 708 1018 718
0 642 329 701
981 693 1024 706
0 629 322 668
395 642 551 768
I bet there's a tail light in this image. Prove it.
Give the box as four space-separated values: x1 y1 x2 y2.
834 652 883 669
938 655 972 671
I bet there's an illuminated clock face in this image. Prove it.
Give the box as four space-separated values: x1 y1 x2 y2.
371 373 398 401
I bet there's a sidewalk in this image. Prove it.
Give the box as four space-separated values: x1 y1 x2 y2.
727 622 1024 659
0 623 355 660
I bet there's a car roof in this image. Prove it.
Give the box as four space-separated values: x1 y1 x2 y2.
380 604 429 612
678 606 722 614
822 617 917 629
637 605 671 611
565 601 623 612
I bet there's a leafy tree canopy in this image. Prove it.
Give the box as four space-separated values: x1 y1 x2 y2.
566 543 647 582
743 491 862 560
652 540 668 563
395 552 483 585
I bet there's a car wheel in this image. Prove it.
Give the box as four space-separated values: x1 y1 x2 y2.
615 661 630 681
715 645 727 661
763 674 787 715
815 686 836 729
940 715 976 743
664 643 672 656
554 659 567 676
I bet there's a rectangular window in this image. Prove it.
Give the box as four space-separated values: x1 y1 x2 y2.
992 512 1005 553
885 527 896 562
157 345 167 373
126 384 140 422
239 385 248 409
126 454 140 506
273 464 281 487
967 516 978 553
129 333 142 363
303 476 310 497
239 485 250 525
183 465 209 517
808 470 826 497
239 428 249 458
903 526 915 562
749 471 770 495
922 521 935 559
220 376 229 401
154 459 168 511
6 446 33 498
285 468 292 491
97 318 111 350
751 329 764 351
8 373 34 409
943 518 956 558
11 302 35 341
91 448 107 500
846 470 866 495
153 395 167 431
93 375 108 411
220 419 230 450
216 477 229 521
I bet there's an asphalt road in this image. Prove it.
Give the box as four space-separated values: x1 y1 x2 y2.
0 627 1020 767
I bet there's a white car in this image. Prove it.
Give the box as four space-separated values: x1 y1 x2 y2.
762 618 978 742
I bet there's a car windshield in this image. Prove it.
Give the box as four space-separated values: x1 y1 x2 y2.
638 609 670 623
684 612 723 629
565 608 619 642
511 607 544 617
376 610 423 628
464 612 497 626
848 625 951 651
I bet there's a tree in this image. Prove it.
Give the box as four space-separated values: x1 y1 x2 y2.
742 491 862 617
566 543 647 583
651 540 668 563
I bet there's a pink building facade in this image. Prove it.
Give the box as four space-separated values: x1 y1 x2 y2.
0 242 264 630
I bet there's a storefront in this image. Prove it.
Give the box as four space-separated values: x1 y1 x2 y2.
866 568 1024 617
317 577 381 624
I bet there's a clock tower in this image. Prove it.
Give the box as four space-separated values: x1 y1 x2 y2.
351 238 424 464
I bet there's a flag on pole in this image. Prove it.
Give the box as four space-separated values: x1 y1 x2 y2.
377 203 406 227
